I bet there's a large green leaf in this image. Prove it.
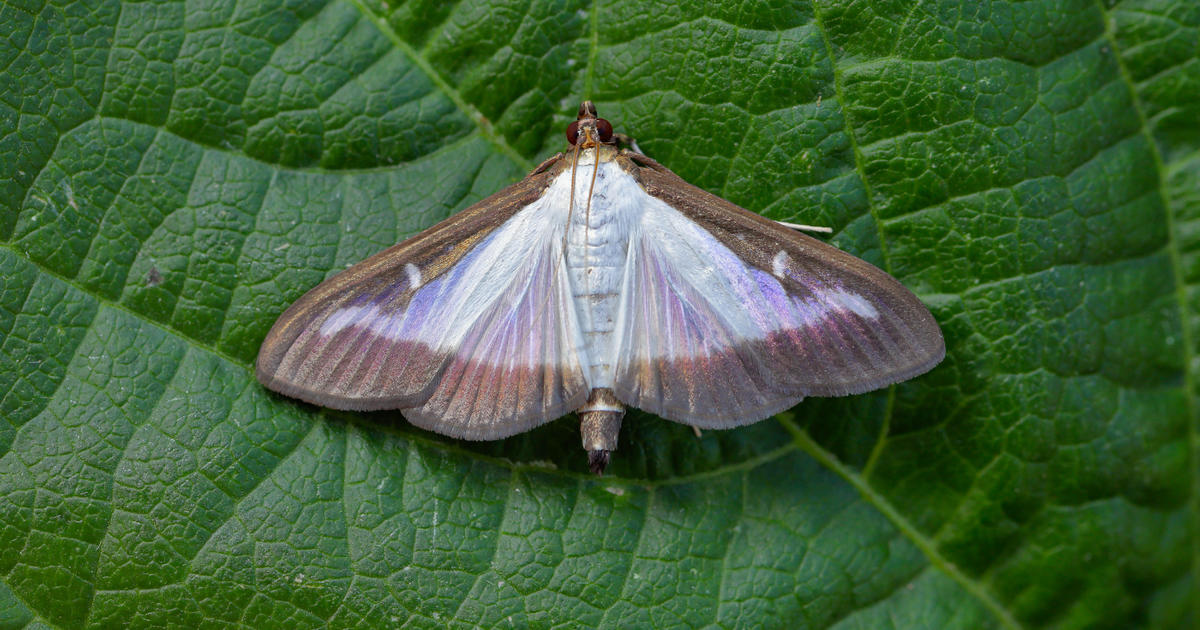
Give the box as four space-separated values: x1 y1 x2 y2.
1 0 1196 627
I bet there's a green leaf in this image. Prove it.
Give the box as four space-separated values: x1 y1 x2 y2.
1 0 1196 628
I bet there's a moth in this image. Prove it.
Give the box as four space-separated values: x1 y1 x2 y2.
257 102 945 474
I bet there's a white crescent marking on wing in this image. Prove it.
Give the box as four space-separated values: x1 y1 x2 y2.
405 263 421 289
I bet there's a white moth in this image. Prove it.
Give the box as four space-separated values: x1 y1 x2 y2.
257 102 945 474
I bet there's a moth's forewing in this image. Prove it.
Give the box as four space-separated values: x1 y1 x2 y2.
609 153 945 428
255 154 590 439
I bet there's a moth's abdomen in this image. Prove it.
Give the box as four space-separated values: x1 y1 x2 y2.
564 160 636 388
566 218 625 387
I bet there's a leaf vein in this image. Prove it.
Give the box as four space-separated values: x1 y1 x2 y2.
785 423 1023 630
449 469 518 624
340 0 533 172
597 486 653 627
81 326 189 629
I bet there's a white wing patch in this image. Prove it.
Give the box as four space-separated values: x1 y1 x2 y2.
772 250 790 278
405 263 422 289
828 287 878 319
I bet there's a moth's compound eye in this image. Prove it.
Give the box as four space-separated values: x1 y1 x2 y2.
566 121 581 145
596 118 613 143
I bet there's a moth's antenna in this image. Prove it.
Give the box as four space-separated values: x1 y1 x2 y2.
585 151 600 226
537 131 581 381
563 139 581 257
582 150 600 298
544 124 584 349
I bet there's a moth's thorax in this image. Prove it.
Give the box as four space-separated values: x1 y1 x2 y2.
569 145 619 166
554 159 642 387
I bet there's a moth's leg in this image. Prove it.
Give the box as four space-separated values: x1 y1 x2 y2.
692 426 703 438
775 220 833 234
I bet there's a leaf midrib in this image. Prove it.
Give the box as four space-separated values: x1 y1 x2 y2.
1094 0 1200 617
806 2 903 485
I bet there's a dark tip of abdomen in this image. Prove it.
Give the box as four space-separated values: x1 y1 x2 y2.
578 388 625 475
588 449 611 475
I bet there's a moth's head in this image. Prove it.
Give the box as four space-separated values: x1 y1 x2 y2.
566 101 614 149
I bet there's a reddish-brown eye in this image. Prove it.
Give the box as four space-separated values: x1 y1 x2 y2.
596 118 613 142
566 121 580 145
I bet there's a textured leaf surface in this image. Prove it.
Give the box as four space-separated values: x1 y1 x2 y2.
1 0 1197 628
